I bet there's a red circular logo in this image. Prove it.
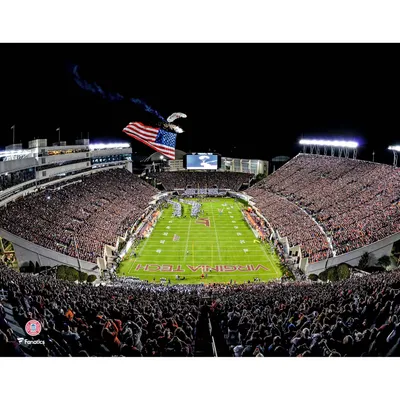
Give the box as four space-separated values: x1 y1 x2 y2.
25 320 42 336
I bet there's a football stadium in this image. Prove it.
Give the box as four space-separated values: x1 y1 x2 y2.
1 135 400 358
1 46 400 359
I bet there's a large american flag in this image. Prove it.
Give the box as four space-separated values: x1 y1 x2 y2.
123 122 177 159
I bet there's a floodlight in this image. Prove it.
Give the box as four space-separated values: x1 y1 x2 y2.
89 143 130 150
0 150 31 157
388 146 400 152
299 139 358 148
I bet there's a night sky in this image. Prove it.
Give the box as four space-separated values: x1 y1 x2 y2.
0 44 399 165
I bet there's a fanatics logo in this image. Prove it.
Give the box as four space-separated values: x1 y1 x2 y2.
25 319 42 336
17 337 45 345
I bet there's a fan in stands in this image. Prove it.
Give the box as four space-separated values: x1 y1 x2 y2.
0 145 400 357
0 169 158 263
247 154 400 263
2 262 400 357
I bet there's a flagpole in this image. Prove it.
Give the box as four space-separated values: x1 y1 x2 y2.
11 125 15 144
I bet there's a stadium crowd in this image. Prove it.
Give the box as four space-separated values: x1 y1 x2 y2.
2 262 400 357
150 171 252 191
214 269 400 357
0 169 158 263
0 263 200 357
247 189 332 262
247 154 400 262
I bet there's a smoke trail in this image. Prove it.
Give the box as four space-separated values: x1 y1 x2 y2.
72 65 165 121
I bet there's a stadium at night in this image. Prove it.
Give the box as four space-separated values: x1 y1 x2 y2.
1 44 400 358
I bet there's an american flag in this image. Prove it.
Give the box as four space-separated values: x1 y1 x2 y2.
123 121 177 159
173 234 180 242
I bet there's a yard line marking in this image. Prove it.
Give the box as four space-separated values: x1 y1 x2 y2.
182 217 193 264
210 202 222 263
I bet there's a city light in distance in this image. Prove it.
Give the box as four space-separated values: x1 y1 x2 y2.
299 139 359 148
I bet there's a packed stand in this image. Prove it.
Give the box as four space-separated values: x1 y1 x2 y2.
243 209 272 241
0 263 200 357
211 269 400 357
0 169 158 263
2 262 400 357
150 171 252 191
247 154 400 261
247 189 332 262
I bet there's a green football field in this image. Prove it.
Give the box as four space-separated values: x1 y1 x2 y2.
118 198 282 284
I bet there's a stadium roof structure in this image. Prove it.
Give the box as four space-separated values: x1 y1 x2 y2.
144 148 186 162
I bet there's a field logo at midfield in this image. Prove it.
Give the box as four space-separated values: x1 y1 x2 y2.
196 218 210 227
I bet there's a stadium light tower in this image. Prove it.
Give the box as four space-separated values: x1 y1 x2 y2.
388 146 400 167
299 139 359 159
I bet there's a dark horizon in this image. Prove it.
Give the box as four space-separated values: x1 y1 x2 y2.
0 44 399 165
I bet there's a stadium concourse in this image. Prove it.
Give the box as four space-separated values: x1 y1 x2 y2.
2 261 400 357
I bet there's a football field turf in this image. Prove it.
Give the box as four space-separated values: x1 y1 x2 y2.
118 198 282 284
